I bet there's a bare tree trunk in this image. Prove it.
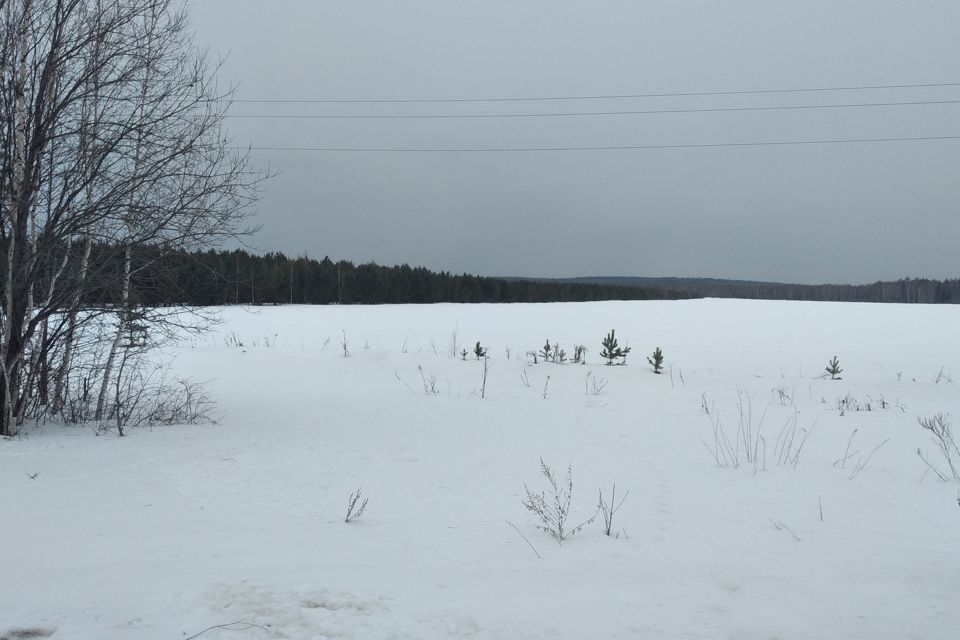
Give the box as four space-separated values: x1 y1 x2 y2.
1 0 32 436
95 243 131 420
51 1 102 418
51 236 91 416
96 6 153 420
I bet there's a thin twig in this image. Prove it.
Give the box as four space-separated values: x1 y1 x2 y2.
767 517 800 542
183 621 270 640
849 438 889 480
505 520 541 559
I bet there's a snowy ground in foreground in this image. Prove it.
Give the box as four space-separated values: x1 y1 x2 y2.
2 299 959 639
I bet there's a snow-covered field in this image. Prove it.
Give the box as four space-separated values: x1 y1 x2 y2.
3 299 959 639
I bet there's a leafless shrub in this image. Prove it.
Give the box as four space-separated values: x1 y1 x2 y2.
934 367 953 384
345 488 368 523
833 429 860 469
251 334 278 348
447 324 460 359
598 484 629 537
480 356 490 399
848 438 889 480
54 336 214 435
520 370 531 388
836 392 859 414
916 413 959 481
834 392 890 415
572 345 586 364
115 357 216 433
772 382 794 406
773 409 814 469
394 371 416 394
418 366 440 396
699 391 769 472
522 459 597 544
585 372 608 396
677 367 686 387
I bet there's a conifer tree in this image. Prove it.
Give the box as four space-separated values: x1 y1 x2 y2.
647 347 665 374
538 339 552 363
473 341 486 360
600 330 631 365
826 356 843 380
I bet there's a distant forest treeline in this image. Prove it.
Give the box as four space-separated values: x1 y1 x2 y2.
116 247 688 305
78 246 960 306
553 276 960 304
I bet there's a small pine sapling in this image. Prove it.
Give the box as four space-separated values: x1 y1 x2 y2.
473 341 486 360
647 347 664 374
600 329 631 365
826 356 843 380
538 339 552 363
460 348 469 361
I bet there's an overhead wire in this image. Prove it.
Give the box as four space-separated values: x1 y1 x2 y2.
235 134 960 153
224 81 960 153
224 98 960 120
230 81 960 104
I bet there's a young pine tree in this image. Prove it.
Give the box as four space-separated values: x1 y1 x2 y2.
600 330 631 365
647 347 664 374
538 339 552 363
826 356 843 380
473 341 487 360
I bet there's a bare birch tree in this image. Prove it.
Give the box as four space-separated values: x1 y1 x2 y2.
0 0 261 436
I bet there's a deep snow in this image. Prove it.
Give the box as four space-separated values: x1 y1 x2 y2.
2 299 959 639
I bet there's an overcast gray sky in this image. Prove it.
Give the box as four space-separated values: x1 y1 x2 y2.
189 1 960 284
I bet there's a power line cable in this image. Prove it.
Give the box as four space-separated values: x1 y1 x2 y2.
231 81 960 104
235 134 960 153
224 98 960 120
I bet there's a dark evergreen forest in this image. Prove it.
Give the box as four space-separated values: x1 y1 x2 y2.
111 247 688 305
66 245 960 306
557 276 960 304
